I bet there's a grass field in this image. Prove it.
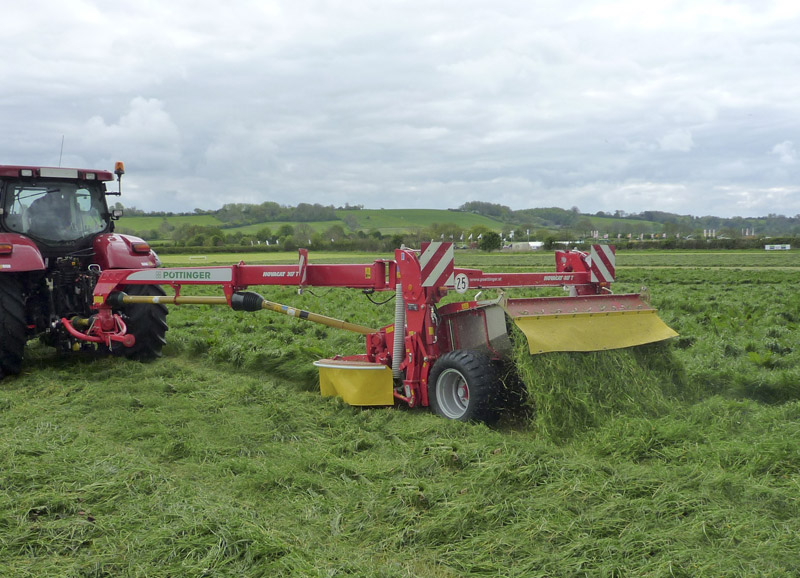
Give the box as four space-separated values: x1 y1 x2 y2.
158 251 396 266
224 221 344 235
117 209 507 238
335 209 505 234
119 214 225 232
588 215 662 232
157 247 800 269
2 250 800 576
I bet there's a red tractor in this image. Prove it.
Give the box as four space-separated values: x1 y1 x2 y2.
0 163 167 378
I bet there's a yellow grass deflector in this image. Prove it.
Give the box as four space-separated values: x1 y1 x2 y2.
314 359 394 406
512 309 679 354
502 293 678 354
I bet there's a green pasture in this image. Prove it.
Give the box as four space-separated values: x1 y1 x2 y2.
335 209 505 234
2 250 800 575
157 246 800 269
225 221 344 235
119 214 224 233
118 209 507 238
158 251 395 265
588 215 662 232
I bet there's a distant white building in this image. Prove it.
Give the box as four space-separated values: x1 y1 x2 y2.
503 241 544 252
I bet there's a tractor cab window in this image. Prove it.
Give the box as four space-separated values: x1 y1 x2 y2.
2 181 107 243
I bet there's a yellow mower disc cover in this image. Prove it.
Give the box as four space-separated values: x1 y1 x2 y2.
314 359 394 406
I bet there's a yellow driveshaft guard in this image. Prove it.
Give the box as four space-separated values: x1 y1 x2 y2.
314 359 394 406
513 308 679 354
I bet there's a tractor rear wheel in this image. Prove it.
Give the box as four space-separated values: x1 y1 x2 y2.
427 350 500 423
0 275 27 377
118 284 168 361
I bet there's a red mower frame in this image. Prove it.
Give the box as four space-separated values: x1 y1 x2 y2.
75 242 645 411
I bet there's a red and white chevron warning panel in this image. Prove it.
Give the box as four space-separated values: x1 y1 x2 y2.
419 242 455 288
298 248 308 286
590 244 615 283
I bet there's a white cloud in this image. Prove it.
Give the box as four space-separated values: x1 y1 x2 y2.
81 98 182 169
771 141 796 164
1 0 800 218
658 129 695 152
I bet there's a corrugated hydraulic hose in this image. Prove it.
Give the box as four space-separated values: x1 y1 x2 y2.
391 283 405 379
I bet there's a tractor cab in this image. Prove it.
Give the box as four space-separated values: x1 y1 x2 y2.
0 166 117 255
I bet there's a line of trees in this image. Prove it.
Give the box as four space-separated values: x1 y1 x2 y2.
126 220 515 253
113 199 800 252
461 202 800 237
114 202 340 226
119 214 800 254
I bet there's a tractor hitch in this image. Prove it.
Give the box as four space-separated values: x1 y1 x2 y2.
60 314 135 347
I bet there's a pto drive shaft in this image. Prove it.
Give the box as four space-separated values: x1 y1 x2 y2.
106 290 377 335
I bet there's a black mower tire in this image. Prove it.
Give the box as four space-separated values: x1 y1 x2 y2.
118 284 169 361
0 275 27 376
427 350 500 423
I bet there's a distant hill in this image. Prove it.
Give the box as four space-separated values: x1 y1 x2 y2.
114 201 800 242
117 208 508 238
334 209 505 234
116 214 224 231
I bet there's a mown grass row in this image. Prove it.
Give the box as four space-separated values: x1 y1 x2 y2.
2 352 799 576
158 257 800 440
2 250 800 575
511 340 695 442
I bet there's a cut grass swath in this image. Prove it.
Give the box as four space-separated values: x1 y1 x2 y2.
4 251 800 575
510 327 692 441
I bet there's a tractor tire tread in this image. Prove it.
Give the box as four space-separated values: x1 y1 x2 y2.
119 284 169 361
0 276 27 376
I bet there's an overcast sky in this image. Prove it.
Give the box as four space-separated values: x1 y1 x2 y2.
2 1 799 218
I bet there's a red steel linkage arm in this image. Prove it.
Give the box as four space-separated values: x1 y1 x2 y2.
92 257 397 307
91 245 605 307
